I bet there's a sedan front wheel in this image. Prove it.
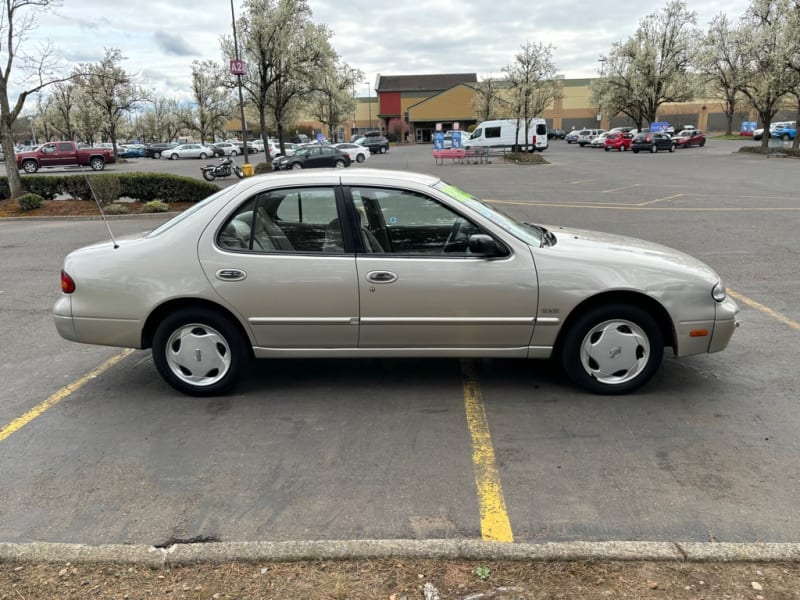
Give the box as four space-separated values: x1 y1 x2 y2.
152 308 249 396
560 304 663 395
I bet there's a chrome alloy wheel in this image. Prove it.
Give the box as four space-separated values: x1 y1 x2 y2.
579 319 651 385
165 323 232 388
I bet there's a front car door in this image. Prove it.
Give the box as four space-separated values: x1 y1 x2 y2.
346 183 538 353
198 180 360 351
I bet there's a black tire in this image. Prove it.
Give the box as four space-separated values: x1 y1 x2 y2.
202 170 216 182
560 304 664 395
170 153 179 160
650 144 657 153
604 147 610 152
379 146 387 154
669 144 675 152
90 157 105 171
782 134 790 141
231 149 238 156
199 152 208 159
22 160 39 174
632 149 640 154
153 151 161 159
291 162 303 170
356 153 365 163
152 308 249 396
334 159 346 168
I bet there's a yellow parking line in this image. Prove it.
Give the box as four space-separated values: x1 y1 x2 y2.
729 289 800 331
460 359 514 542
0 349 133 443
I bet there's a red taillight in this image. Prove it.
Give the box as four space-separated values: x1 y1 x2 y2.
646 134 652 142
531 135 537 145
61 270 75 294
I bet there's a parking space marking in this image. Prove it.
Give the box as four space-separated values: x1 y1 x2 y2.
460 359 514 542
0 349 133 443
636 193 684 206
729 289 800 331
602 183 641 194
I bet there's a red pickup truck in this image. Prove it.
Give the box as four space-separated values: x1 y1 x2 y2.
16 141 116 173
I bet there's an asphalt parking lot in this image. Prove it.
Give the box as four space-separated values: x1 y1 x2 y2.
1 139 798 548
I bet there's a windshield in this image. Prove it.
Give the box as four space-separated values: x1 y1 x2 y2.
434 181 544 247
146 188 229 238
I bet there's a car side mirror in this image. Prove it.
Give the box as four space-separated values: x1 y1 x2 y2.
468 234 508 258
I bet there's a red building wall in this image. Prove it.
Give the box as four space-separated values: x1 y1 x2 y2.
379 92 401 116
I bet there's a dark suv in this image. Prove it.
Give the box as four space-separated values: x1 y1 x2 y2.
630 132 675 153
355 135 390 154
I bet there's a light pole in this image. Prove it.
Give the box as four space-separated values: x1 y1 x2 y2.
365 82 372 130
230 0 249 166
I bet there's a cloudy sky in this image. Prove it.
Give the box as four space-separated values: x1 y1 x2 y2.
19 0 752 105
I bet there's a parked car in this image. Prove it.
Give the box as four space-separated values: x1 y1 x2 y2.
589 133 609 148
630 132 675 153
144 142 178 159
53 169 739 397
548 128 566 140
165 143 216 160
210 142 240 156
271 144 351 170
771 121 796 141
564 130 581 144
354 135 390 154
673 130 706 148
116 144 145 158
603 132 633 152
577 129 604 147
333 142 370 163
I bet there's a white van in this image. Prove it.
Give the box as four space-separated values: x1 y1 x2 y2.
464 118 548 152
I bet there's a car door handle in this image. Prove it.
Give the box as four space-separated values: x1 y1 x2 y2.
216 268 247 281
366 270 398 284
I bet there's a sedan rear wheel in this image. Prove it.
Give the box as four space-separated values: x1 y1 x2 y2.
199 152 207 159
152 308 249 396
356 153 365 162
334 159 346 168
650 144 657 153
561 304 663 395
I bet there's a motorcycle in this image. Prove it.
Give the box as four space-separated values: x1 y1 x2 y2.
201 157 244 181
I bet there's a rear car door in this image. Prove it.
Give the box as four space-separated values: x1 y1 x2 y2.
198 182 360 349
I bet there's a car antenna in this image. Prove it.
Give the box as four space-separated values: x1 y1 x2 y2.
82 166 119 249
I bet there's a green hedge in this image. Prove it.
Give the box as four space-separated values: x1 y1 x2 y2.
0 173 220 203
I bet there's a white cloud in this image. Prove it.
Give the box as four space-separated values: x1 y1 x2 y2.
8 0 750 107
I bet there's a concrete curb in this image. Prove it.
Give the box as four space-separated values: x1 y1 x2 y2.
1 540 799 566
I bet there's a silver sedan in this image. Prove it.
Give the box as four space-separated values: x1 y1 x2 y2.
165 143 215 160
54 170 739 396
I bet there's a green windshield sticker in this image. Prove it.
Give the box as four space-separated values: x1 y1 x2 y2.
438 183 473 203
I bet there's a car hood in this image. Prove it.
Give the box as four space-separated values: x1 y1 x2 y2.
544 225 720 283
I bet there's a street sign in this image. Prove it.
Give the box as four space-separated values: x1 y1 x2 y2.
229 59 246 76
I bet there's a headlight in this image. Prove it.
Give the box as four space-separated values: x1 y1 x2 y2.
712 282 727 302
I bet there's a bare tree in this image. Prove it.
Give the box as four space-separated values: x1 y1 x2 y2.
42 80 78 140
0 0 70 197
472 77 507 122
502 41 562 150
785 0 800 150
